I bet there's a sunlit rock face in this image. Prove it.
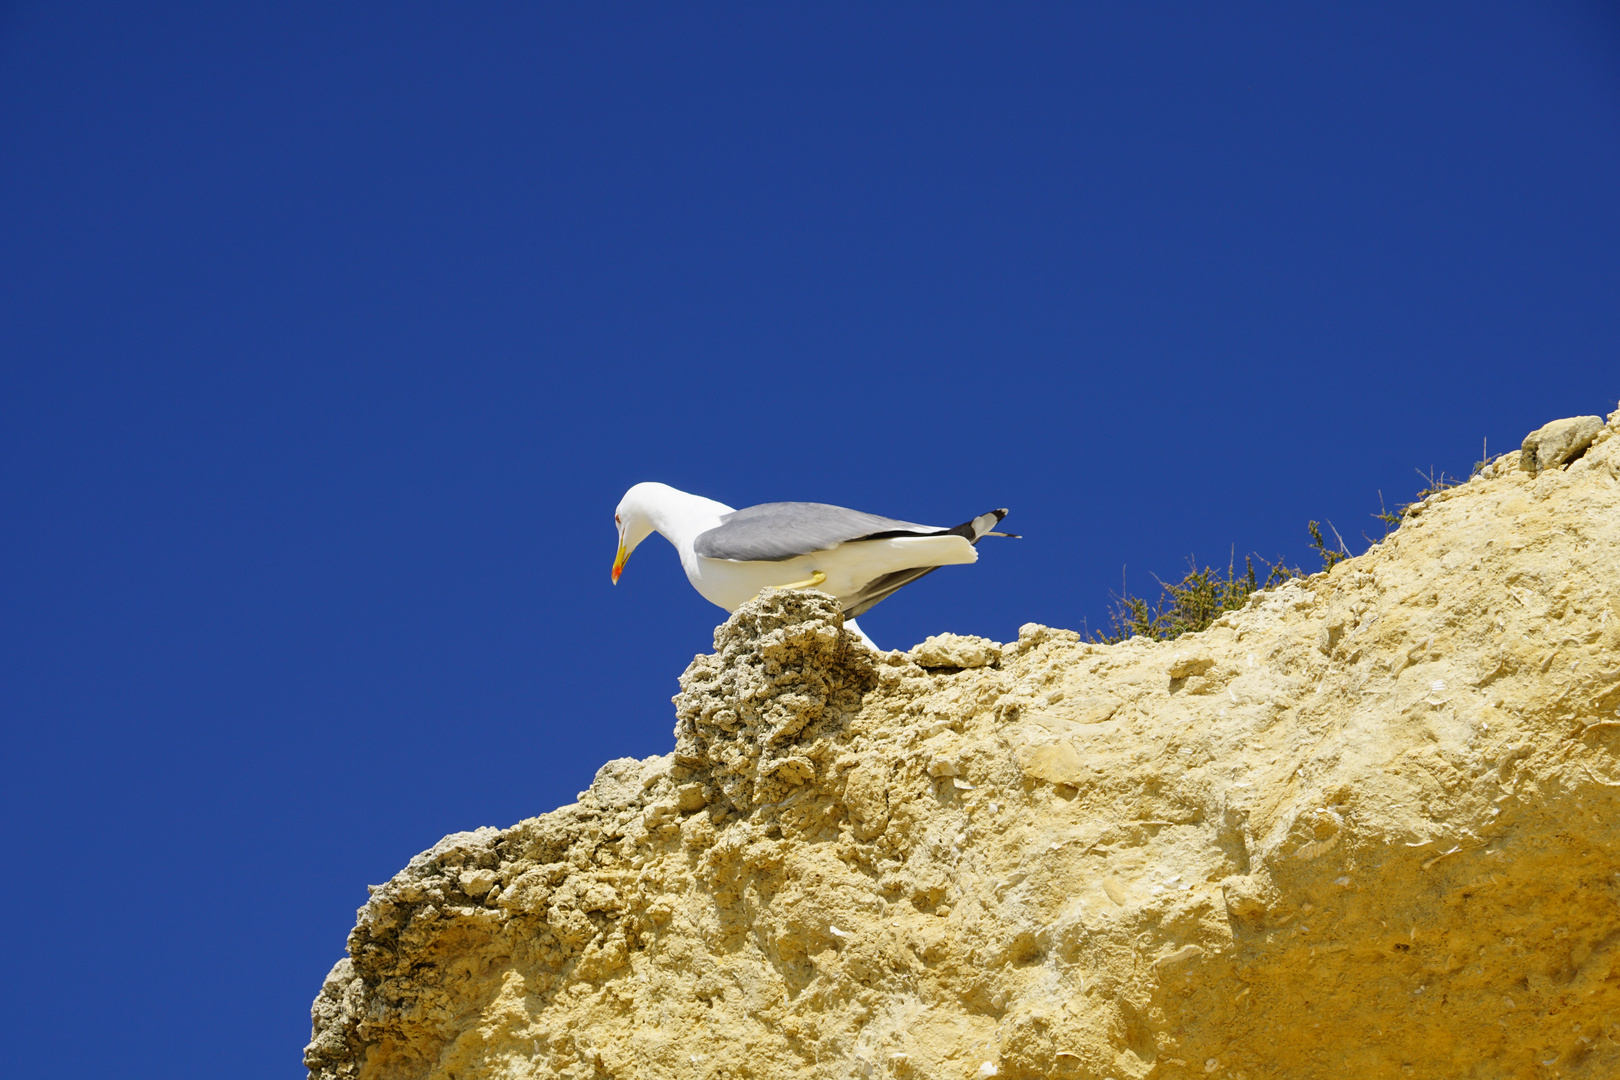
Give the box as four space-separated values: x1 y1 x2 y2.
309 407 1620 1080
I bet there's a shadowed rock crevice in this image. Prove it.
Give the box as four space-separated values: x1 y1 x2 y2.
310 407 1620 1080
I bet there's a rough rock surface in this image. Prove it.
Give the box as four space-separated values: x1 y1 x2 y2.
673 591 878 814
1520 415 1606 475
310 407 1620 1080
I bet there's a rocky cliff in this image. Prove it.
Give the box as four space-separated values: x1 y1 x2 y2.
309 408 1620 1080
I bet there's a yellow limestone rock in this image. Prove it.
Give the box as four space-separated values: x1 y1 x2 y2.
1520 415 1606 475
310 407 1620 1080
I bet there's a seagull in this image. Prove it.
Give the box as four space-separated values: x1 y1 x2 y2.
611 482 1016 648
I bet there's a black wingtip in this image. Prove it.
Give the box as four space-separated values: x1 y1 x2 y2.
989 509 1014 537
950 507 1015 544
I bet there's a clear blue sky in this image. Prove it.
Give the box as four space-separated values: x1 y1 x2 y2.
2 3 1616 1076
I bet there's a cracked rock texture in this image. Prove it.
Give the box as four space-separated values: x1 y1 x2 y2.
310 408 1620 1080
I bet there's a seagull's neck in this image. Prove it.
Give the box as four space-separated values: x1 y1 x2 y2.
647 487 733 555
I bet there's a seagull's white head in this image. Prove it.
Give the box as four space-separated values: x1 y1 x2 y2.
611 482 665 584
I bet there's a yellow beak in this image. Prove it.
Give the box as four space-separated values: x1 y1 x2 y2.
611 540 628 584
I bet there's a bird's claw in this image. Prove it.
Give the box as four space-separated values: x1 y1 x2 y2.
772 570 827 591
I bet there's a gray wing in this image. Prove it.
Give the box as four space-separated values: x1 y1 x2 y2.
692 501 943 563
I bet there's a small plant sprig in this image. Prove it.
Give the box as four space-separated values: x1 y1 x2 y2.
1372 491 1401 534
1367 467 1463 543
1307 520 1351 571
1409 465 1462 503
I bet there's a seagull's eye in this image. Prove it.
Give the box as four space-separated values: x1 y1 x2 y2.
615 514 621 525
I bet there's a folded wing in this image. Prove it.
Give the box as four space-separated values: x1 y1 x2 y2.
694 502 1013 617
693 502 944 562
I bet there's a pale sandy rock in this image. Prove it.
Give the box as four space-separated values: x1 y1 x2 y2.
671 590 878 813
309 407 1620 1080
1520 414 1605 474
910 633 1004 670
1166 649 1215 680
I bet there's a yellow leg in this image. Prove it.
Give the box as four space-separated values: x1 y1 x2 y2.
772 570 827 590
